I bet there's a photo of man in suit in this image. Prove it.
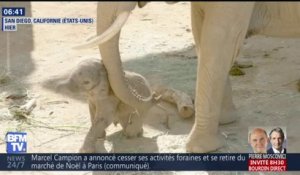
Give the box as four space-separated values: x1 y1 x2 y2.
267 127 287 154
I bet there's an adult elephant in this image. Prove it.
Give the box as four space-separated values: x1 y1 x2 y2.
74 2 300 153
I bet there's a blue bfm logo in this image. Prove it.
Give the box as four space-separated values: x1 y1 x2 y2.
6 132 27 153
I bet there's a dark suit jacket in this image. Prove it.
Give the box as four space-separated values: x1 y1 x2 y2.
267 147 286 154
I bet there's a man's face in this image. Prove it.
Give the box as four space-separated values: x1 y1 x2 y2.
270 131 284 150
249 130 268 153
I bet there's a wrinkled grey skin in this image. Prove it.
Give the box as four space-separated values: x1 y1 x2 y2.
74 2 300 153
56 58 144 153
74 2 233 153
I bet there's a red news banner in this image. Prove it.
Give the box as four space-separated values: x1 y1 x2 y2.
248 154 287 172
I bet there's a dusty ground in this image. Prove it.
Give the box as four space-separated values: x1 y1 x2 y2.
0 2 300 175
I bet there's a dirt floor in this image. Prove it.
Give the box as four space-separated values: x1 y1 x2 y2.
0 2 300 175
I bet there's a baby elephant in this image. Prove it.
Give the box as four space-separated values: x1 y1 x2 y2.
56 58 147 153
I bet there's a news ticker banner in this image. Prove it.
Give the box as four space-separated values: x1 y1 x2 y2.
2 7 94 31
0 153 299 171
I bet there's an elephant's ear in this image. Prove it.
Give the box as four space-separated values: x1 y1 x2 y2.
138 1 148 8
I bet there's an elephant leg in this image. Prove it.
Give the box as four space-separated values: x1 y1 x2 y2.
186 3 254 153
88 101 96 123
79 117 107 153
79 97 117 153
124 110 143 138
219 77 238 124
117 103 143 138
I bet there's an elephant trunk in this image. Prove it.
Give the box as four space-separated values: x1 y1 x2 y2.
95 2 154 112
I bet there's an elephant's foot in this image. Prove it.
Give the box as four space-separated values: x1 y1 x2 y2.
79 129 106 153
95 138 109 153
123 111 144 138
79 144 96 153
79 137 107 153
219 108 238 125
124 126 143 138
186 126 224 153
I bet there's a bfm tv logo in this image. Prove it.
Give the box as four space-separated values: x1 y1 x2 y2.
6 132 27 153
